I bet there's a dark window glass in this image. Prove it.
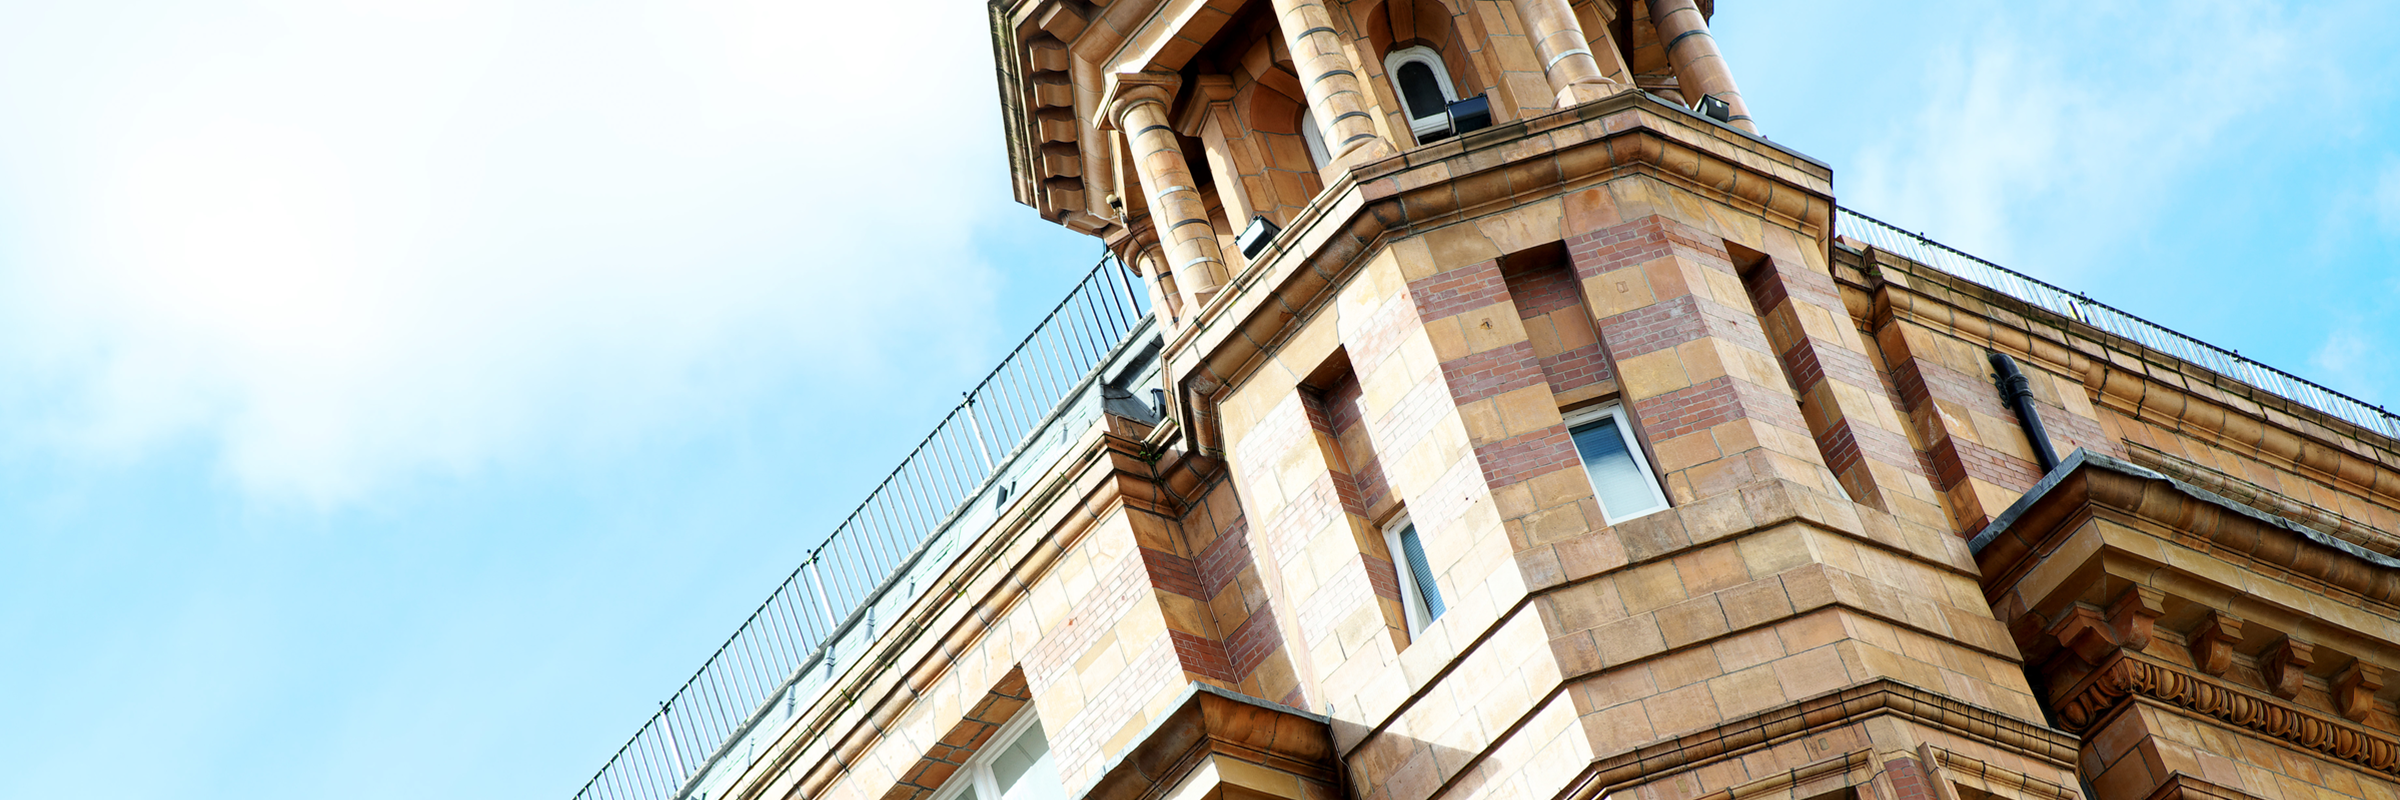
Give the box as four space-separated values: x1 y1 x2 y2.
1397 61 1446 120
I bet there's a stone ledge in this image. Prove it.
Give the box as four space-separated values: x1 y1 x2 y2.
1970 449 2400 607
1552 680 2082 800
1080 683 1340 800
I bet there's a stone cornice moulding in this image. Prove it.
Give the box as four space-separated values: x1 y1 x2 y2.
2055 651 2400 776
1077 683 1339 800
1969 450 2400 610
1919 744 2081 800
1550 680 2081 800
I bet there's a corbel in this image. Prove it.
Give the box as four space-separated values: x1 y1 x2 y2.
2046 605 2117 665
2187 612 2241 676
1036 0 1092 42
2105 585 2164 653
2334 661 2385 722
2264 637 2315 699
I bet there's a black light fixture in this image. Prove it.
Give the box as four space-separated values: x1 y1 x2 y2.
1447 95 1493 136
1236 214 1281 259
1697 94 1733 124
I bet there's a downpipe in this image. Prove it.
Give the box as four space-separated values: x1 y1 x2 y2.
1988 352 2061 474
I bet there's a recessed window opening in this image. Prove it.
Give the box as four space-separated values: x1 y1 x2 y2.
1565 403 1671 524
930 709 1064 800
1381 515 1445 634
1299 107 1331 169
1383 46 1460 142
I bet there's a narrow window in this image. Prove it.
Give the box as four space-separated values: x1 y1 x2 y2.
1298 107 1330 169
1382 515 1445 633
1382 46 1460 142
931 710 1064 800
1565 403 1671 524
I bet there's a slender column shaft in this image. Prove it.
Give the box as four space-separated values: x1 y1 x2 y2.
1649 0 1755 132
1113 91 1227 309
1269 0 1393 163
1135 246 1185 322
1518 0 1615 106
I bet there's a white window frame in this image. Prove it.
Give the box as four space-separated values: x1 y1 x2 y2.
927 706 1060 800
1380 514 1442 634
1563 402 1672 525
1382 46 1460 139
1298 107 1330 169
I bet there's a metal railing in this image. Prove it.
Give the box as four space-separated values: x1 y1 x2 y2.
574 255 1152 800
1838 207 2400 441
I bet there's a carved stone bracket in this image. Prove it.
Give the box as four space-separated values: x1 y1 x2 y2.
2047 605 2118 666
2045 586 2164 665
2265 638 2316 700
2056 654 2400 776
2107 586 2164 652
2336 662 2387 722
2188 612 2243 677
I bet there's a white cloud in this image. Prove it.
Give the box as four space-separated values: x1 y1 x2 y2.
2312 322 2388 404
0 0 1023 503
1845 0 2321 269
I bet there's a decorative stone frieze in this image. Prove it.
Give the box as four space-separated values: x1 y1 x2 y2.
2055 653 2400 776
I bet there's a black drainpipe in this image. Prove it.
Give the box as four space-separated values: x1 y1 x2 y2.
1988 352 2061 474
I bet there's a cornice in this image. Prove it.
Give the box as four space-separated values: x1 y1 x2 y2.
2057 651 2400 776
1969 450 2400 608
1551 680 2080 800
1078 683 1338 800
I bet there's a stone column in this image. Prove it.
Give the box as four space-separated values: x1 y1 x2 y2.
1517 0 1617 106
1269 0 1394 165
1649 0 1755 132
1133 244 1185 322
1109 77 1229 311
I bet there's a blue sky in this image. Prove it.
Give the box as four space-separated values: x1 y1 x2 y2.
0 2 2392 799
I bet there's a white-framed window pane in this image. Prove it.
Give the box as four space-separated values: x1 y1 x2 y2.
1395 61 1447 121
1298 108 1329 169
1396 522 1444 625
1570 412 1667 522
991 723 1061 800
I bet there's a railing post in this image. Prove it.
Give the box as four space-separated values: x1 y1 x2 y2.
805 556 839 669
661 704 691 784
961 394 997 470
1111 256 1146 321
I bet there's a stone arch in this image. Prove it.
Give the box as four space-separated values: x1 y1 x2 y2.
1351 0 1490 144
1233 35 1326 223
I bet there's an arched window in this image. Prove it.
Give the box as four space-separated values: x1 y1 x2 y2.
1383 46 1459 142
1298 108 1331 169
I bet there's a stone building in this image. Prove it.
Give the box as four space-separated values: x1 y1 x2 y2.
575 5 2400 800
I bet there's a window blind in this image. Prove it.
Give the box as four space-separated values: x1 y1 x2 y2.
1396 523 1445 623
1571 415 1663 520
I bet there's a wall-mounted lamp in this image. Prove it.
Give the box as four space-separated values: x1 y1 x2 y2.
1697 94 1733 124
1236 215 1281 259
1447 95 1493 136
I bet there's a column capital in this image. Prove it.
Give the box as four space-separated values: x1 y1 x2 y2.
1097 72 1182 131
